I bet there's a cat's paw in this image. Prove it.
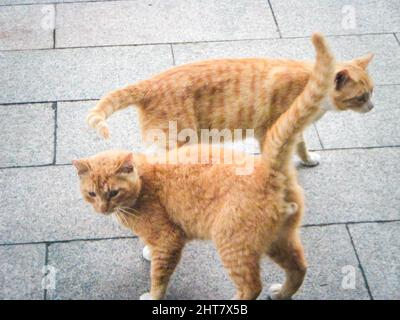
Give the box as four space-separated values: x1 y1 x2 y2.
139 292 153 300
98 125 110 139
268 283 284 300
300 152 321 167
142 245 152 262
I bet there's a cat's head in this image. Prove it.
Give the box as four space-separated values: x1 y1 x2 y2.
73 150 141 215
328 53 375 113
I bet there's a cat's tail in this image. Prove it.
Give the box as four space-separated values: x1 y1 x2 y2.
86 82 147 139
262 32 335 172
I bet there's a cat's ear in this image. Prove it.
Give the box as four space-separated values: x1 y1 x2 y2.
72 159 90 176
335 69 350 90
116 153 134 174
352 53 374 69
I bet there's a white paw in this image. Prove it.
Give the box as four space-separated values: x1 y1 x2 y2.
139 292 153 300
268 283 283 300
142 245 152 262
300 152 321 167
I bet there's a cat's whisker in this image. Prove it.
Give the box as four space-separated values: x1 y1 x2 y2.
116 206 142 220
119 206 142 215
114 210 130 225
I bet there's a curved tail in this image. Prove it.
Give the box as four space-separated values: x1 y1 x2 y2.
263 33 335 171
86 83 146 139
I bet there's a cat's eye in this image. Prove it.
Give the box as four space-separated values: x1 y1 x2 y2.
109 190 119 198
356 93 369 103
88 191 96 197
356 95 366 102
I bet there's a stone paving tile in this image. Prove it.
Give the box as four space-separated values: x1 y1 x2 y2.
0 45 172 104
0 0 397 302
0 244 45 299
301 225 370 299
2 138 396 244
56 100 144 164
349 222 400 300
56 0 278 48
168 225 369 300
261 225 370 300
316 85 400 149
0 103 54 167
56 100 320 163
0 4 54 50
46 225 369 300
0 166 130 244
298 148 400 225
270 0 400 37
173 34 400 85
47 238 146 300
348 222 400 300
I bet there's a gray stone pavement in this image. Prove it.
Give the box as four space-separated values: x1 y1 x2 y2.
0 0 399 300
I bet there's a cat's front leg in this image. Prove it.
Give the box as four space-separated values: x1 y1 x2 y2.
140 244 184 300
296 134 320 167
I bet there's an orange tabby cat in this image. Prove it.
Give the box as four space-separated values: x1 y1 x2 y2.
74 33 335 300
87 37 374 167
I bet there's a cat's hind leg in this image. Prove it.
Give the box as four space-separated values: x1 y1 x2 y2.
216 240 262 300
266 229 307 300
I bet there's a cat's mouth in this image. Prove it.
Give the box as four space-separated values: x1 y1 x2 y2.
352 103 374 113
94 206 114 215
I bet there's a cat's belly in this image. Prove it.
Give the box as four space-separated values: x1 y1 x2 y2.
165 202 218 241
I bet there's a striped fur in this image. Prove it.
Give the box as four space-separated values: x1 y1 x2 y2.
86 36 374 164
87 82 147 139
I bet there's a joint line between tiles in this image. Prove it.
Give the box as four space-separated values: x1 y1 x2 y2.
0 235 138 247
0 82 398 107
313 123 325 150
53 4 57 49
267 0 282 38
393 33 400 47
170 44 176 66
345 224 374 300
1 32 399 53
0 0 138 8
52 102 58 165
2 220 400 247
43 243 49 300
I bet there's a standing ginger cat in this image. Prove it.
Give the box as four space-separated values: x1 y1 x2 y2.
74 33 335 300
87 36 374 167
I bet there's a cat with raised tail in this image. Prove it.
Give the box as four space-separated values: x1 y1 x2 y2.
74 33 335 300
87 34 373 167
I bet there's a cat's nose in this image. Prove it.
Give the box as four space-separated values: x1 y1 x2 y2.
98 202 109 213
367 102 374 111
